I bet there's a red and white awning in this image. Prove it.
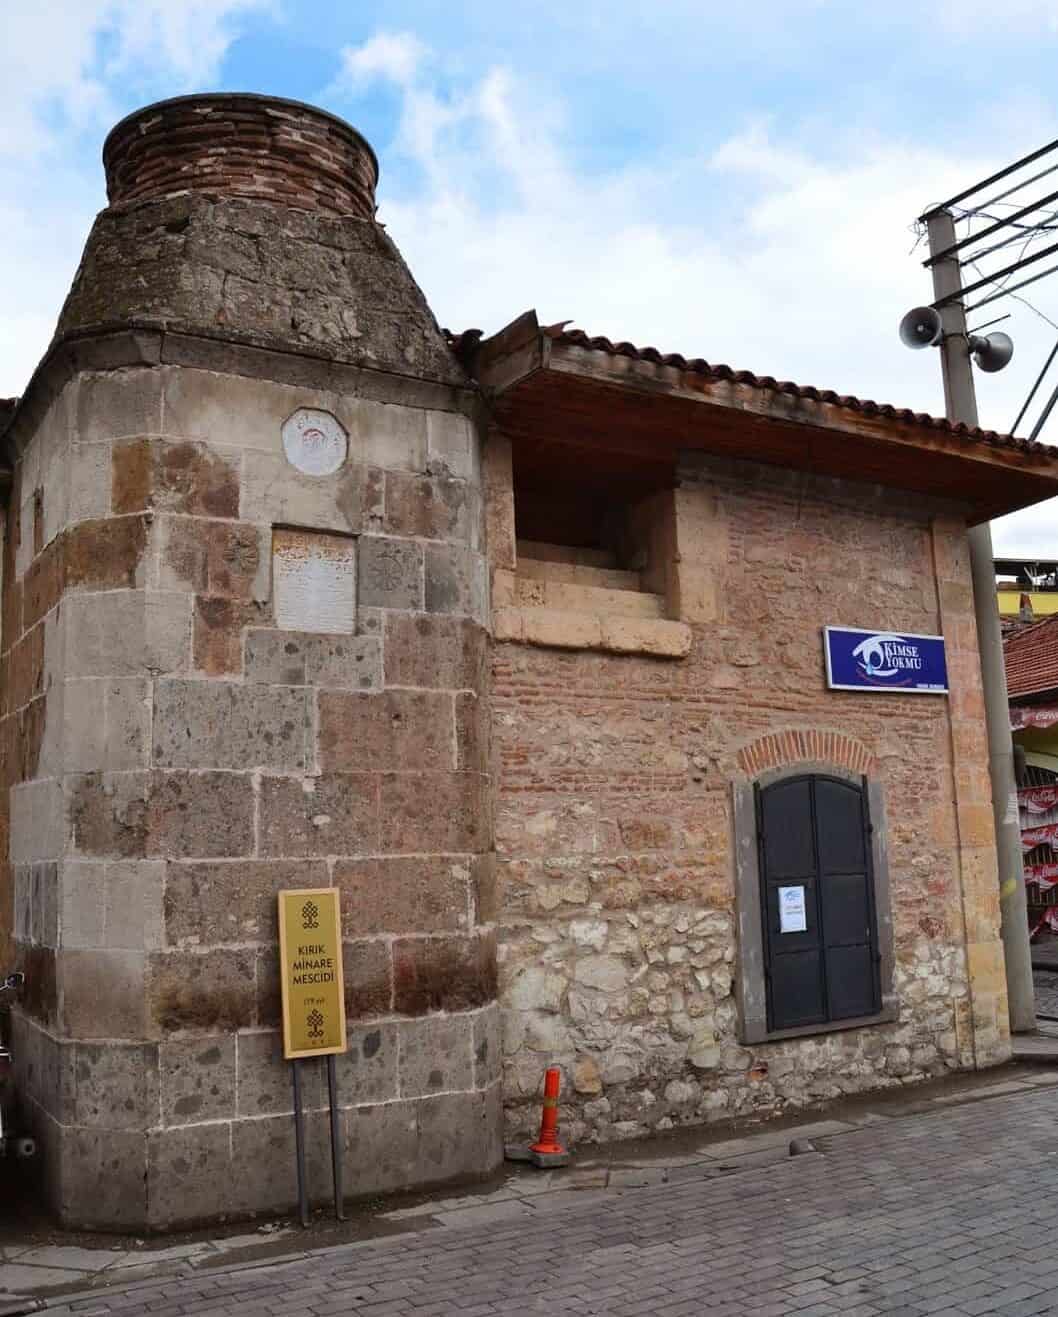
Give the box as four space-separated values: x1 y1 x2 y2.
1011 706 1058 731
1019 784 1058 813
1025 861 1058 889
1022 823 1058 850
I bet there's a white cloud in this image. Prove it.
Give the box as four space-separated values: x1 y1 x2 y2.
103 0 274 87
0 4 111 156
0 0 269 398
0 0 269 157
331 32 427 93
936 0 1058 33
327 33 1058 554
6 14 1057 554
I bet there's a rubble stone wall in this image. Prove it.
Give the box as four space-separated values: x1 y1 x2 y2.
493 452 1007 1144
6 355 500 1228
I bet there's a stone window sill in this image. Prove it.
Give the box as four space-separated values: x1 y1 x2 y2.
493 606 691 658
740 1003 898 1046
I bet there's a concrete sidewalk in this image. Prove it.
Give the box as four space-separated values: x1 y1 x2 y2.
1031 936 1058 973
1010 968 1058 1060
7 1064 1058 1314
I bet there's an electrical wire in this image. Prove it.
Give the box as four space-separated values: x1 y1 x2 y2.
967 314 1012 334
953 205 1058 231
958 212 1058 433
960 199 1058 221
962 216 1058 329
967 159 1058 215
970 224 1058 266
992 287 1058 333
965 260 1058 331
964 260 1058 315
913 154 1058 436
919 138 1058 220
926 184 1058 266
948 225 1058 307
1012 337 1058 434
948 209 1058 264
925 199 1058 274
911 210 1058 267
969 225 1050 291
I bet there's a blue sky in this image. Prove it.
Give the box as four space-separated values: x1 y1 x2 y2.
6 0 1058 550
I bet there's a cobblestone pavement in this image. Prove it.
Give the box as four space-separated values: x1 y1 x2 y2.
1030 936 1058 973
1035 970 1058 1018
29 1077 1058 1317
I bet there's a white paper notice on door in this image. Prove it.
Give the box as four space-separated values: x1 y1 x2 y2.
779 885 807 934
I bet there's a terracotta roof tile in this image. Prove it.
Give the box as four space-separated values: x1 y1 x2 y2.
1005 613 1058 700
551 326 1058 454
444 322 1057 457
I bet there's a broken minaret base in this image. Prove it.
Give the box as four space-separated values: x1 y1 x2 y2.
2 94 499 1230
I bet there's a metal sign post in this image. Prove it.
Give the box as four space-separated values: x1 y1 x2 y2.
278 888 348 1224
291 1058 310 1228
327 1055 344 1221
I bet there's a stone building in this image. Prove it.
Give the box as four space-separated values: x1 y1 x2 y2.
472 316 1058 1144
0 95 494 1230
2 92 1058 1230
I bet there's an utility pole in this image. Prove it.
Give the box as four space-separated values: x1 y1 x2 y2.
927 211 1036 1034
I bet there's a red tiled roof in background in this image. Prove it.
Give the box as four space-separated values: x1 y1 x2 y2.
1005 613 1058 700
444 321 1057 458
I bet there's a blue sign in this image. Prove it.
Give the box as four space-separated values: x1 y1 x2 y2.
823 626 948 695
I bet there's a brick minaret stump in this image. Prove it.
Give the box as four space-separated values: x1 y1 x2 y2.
102 95 379 217
2 94 498 1229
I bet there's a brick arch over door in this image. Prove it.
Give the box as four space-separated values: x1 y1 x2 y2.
737 729 876 779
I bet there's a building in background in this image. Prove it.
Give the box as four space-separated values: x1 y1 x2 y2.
1004 617 1058 935
4 94 1058 1230
997 556 1058 632
473 315 1058 1144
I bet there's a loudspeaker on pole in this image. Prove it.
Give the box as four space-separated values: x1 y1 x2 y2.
899 305 944 349
969 331 1014 373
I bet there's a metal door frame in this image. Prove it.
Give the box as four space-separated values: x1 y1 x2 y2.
733 762 897 1045
755 773 882 1032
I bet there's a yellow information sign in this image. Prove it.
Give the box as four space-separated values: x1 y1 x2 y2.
277 888 347 1060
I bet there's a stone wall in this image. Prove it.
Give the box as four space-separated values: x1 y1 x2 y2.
5 354 500 1229
1 380 72 1036
492 451 1007 1144
0 90 503 1231
55 191 462 388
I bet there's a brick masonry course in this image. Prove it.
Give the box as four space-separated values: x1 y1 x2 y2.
491 452 1007 1147
103 94 381 219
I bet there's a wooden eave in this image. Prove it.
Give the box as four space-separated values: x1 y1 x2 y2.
472 315 1058 523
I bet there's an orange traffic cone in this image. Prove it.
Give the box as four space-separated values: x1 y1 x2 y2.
528 1066 569 1166
503 1066 573 1168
